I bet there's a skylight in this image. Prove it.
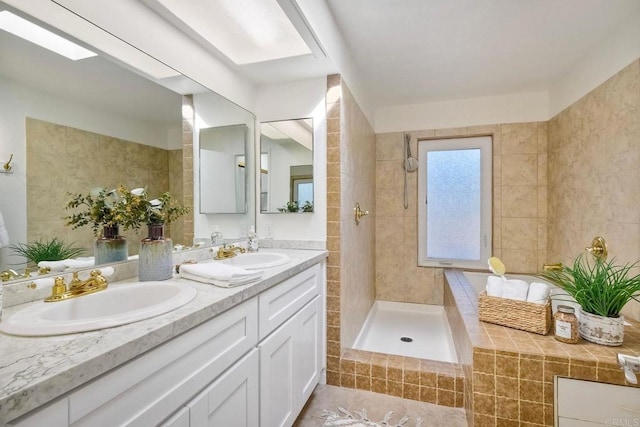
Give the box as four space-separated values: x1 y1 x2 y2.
0 10 97 61
148 0 312 65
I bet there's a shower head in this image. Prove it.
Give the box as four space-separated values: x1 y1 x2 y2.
404 133 418 172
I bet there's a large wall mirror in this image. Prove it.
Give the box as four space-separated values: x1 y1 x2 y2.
260 118 314 214
200 125 247 214
0 3 255 275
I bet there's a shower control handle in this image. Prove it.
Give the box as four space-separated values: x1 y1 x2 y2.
354 202 369 225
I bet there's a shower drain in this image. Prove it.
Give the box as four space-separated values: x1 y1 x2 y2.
400 336 413 343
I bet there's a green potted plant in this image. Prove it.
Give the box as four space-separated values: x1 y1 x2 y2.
65 186 142 265
539 253 640 346
10 237 85 266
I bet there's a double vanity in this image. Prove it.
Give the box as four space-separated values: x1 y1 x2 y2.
0 249 327 426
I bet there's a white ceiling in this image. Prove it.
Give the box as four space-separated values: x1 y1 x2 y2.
319 0 640 108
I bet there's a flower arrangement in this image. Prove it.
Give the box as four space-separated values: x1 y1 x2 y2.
134 189 190 225
65 186 190 236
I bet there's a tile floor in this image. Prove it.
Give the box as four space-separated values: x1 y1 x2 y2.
294 384 468 427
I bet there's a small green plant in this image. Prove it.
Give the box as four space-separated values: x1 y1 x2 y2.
539 253 640 318
301 201 313 212
10 238 86 265
278 201 300 213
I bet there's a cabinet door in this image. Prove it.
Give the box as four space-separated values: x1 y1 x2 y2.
260 296 322 427
259 313 296 427
159 407 189 427
293 296 321 416
188 348 259 427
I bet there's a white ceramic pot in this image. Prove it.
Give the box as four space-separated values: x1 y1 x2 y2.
579 309 624 346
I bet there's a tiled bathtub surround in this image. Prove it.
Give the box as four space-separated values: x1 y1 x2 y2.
445 269 640 427
26 118 184 255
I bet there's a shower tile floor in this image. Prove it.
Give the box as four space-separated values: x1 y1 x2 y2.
353 301 458 363
294 384 467 426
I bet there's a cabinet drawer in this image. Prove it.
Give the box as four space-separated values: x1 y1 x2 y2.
259 264 320 340
68 297 258 426
557 377 640 424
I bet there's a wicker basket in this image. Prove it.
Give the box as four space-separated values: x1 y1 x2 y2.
478 291 552 335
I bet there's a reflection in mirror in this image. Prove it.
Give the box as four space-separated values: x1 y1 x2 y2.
0 6 255 277
199 124 247 214
260 118 314 214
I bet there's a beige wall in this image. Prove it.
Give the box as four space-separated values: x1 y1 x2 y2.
376 122 549 304
326 74 377 385
548 59 640 320
26 118 182 257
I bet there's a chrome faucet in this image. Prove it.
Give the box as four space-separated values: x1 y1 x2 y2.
45 270 108 302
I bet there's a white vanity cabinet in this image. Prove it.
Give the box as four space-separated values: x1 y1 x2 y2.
556 377 640 426
186 348 260 426
259 263 323 427
8 260 325 427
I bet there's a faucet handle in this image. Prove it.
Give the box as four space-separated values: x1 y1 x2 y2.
45 276 68 302
69 272 82 291
543 262 563 272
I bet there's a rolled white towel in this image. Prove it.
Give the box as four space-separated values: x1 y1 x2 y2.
65 257 94 269
38 260 67 272
39 257 96 271
180 263 263 285
486 275 505 297
526 282 550 304
502 279 529 301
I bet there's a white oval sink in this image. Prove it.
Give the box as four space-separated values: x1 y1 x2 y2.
0 281 196 337
223 252 291 269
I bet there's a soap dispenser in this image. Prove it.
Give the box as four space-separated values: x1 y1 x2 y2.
247 226 258 253
210 225 223 246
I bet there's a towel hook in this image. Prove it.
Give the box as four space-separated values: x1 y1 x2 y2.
2 154 13 174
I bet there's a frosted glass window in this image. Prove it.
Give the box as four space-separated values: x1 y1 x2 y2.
417 136 492 268
426 149 481 260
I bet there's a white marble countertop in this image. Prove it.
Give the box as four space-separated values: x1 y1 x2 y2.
0 249 327 424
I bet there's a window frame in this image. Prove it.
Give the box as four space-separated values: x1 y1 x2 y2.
417 136 492 269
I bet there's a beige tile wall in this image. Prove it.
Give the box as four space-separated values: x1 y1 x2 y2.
326 74 377 385
181 95 195 245
375 123 548 304
548 59 640 320
26 118 183 256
